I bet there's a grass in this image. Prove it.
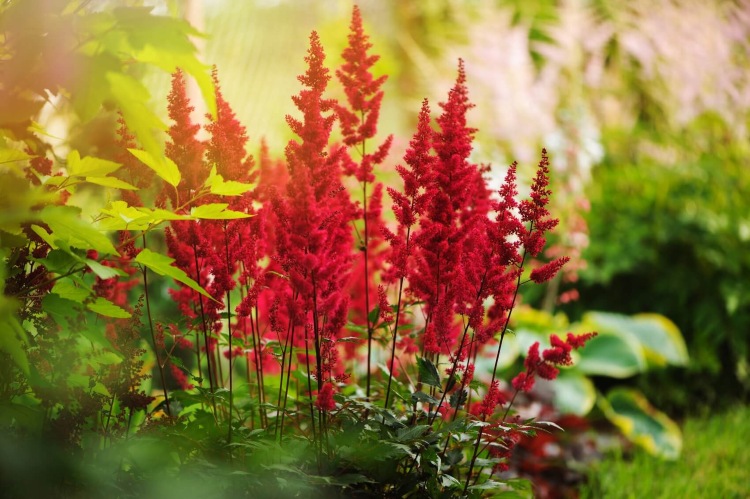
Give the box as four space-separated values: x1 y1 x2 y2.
581 404 750 498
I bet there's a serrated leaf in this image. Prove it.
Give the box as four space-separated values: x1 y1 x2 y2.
207 166 254 196
411 391 439 405
87 297 131 318
85 176 138 190
396 424 430 442
449 388 468 409
128 148 180 187
52 279 91 303
417 356 442 387
135 248 215 301
190 203 251 220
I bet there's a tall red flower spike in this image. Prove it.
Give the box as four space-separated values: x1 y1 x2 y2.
164 69 206 207
275 31 354 387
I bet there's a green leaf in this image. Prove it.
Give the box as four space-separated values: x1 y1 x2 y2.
85 176 138 190
108 72 166 159
85 259 126 280
584 312 689 367
0 148 32 165
574 331 646 378
411 390 439 405
207 166 254 196
417 356 442 387
40 205 118 255
134 248 215 301
67 151 121 177
551 372 597 415
87 297 131 318
396 424 430 442
190 203 252 220
600 388 682 459
52 279 91 303
449 388 468 409
0 312 29 376
128 148 180 187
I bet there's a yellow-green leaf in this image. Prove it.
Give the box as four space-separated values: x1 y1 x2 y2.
191 203 251 220
134 248 215 301
85 176 138 190
87 297 131 318
207 166 254 196
128 148 181 187
67 151 121 177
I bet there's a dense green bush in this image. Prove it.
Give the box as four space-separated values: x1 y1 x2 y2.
569 117 750 414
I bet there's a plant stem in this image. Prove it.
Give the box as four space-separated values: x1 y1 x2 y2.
142 235 171 417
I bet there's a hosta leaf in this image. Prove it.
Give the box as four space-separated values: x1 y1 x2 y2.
190 203 252 220
134 248 215 301
550 372 596 415
128 148 180 187
87 297 131 318
583 312 688 367
573 331 646 378
600 388 682 460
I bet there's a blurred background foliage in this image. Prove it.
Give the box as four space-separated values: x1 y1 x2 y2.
3 0 748 416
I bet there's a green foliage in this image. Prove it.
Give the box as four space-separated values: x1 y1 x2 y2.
575 118 750 413
511 307 687 458
581 405 750 498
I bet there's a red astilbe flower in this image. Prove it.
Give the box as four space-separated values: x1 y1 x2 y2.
336 5 393 182
520 149 558 257
530 256 570 284
273 31 355 386
316 382 337 412
409 60 490 355
205 67 255 184
383 98 434 282
164 69 207 207
512 332 597 393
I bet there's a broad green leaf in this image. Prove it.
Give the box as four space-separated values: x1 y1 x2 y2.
87 297 131 318
574 331 646 378
52 279 91 303
190 203 252 220
0 311 29 376
85 259 127 280
417 357 442 388
128 148 180 187
550 371 596 415
67 151 121 177
0 148 31 165
85 176 138 190
134 248 215 301
42 293 80 325
583 312 688 367
600 388 682 460
108 72 166 158
40 205 118 255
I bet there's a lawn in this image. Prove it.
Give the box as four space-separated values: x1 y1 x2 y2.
581 405 750 498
